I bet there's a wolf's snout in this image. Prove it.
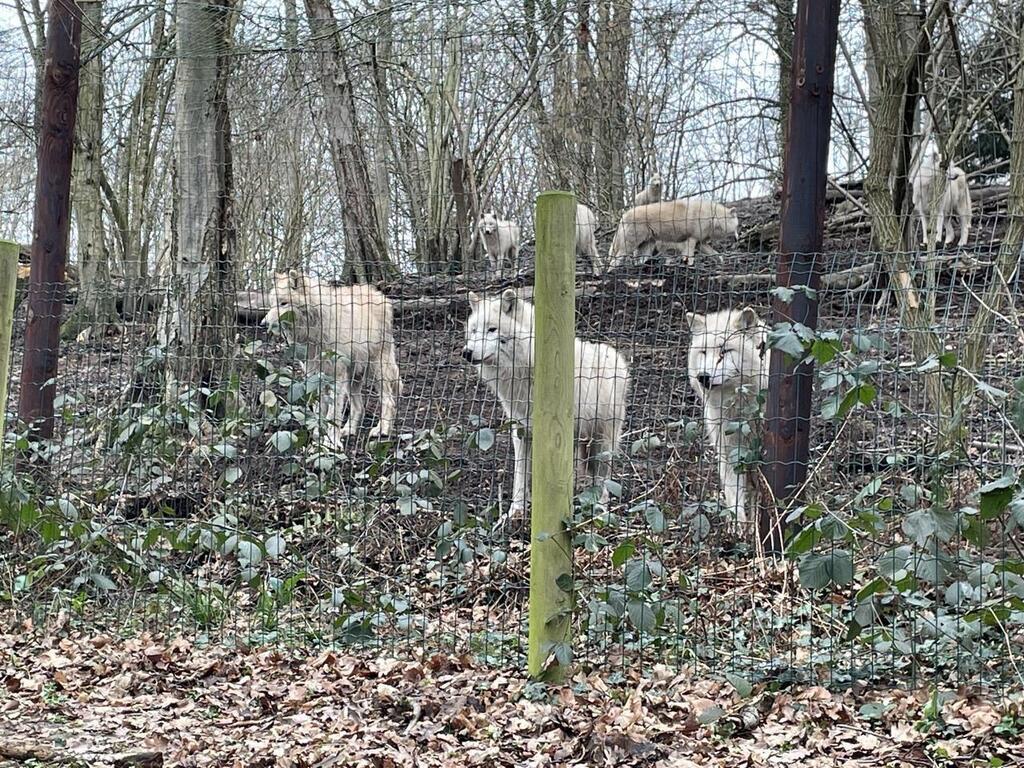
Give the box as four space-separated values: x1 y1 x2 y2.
461 347 475 362
696 373 712 389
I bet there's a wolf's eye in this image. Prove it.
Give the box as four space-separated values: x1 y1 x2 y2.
487 326 498 333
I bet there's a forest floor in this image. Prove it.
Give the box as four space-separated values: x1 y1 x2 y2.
2 625 1022 768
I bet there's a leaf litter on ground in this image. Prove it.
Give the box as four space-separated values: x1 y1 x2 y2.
1 626 1022 768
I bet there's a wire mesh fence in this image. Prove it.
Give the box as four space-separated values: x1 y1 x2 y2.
1 0 1023 695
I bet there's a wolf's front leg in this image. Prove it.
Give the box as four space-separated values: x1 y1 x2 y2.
957 218 970 246
511 425 531 513
718 452 748 526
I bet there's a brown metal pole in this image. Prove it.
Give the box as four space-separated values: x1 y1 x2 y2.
18 0 82 439
762 0 841 552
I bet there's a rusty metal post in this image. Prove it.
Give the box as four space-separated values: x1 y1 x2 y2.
18 0 82 439
762 0 841 552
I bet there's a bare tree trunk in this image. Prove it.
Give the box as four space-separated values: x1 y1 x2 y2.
858 0 1014 452
594 0 631 217
304 0 394 283
63 0 118 341
962 16 1024 372
575 0 594 203
774 0 795 179
156 0 237 403
370 0 393 261
14 0 45 135
114 1 171 317
278 0 306 273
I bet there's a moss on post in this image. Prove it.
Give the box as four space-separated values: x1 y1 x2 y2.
0 240 20 443
527 191 576 681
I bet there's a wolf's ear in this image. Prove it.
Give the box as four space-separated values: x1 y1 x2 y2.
686 312 704 331
500 288 518 315
467 291 480 306
286 269 304 291
734 306 760 330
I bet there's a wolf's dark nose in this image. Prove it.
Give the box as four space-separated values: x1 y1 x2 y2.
697 373 712 389
461 348 475 362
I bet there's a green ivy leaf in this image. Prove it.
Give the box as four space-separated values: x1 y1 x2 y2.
725 672 753 698
626 599 657 633
269 430 296 453
473 427 495 451
612 541 635 568
624 559 653 592
644 504 666 533
979 474 1017 520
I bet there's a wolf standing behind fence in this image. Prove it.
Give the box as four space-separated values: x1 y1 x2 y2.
475 212 521 273
263 271 401 444
462 289 630 515
601 198 740 274
686 307 768 526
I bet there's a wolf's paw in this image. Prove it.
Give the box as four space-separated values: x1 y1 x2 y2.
368 424 389 440
492 503 527 534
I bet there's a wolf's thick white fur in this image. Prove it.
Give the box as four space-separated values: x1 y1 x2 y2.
264 271 401 443
937 164 972 247
686 307 767 525
633 174 663 207
912 136 943 247
476 212 520 272
576 203 600 267
462 289 630 512
602 198 739 274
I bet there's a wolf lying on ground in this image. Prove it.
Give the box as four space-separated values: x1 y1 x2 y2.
686 306 768 526
601 198 739 274
462 289 630 514
263 271 401 444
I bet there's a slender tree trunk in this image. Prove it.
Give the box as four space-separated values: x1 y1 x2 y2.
117 1 170 317
774 0 795 179
370 0 393 262
279 0 305 273
575 0 594 203
156 0 237 403
962 18 1024 373
14 0 46 135
63 0 118 341
304 0 394 282
594 0 631 216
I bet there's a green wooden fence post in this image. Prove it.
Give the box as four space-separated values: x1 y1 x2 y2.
0 240 20 446
528 191 576 681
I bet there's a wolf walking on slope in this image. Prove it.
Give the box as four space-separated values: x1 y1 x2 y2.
264 271 402 444
601 198 739 274
686 307 768 526
462 289 630 514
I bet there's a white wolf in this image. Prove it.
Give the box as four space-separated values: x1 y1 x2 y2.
936 164 972 247
633 174 663 207
576 202 600 268
602 198 739 274
462 289 630 513
264 271 401 443
911 136 943 247
686 307 768 526
476 212 521 273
